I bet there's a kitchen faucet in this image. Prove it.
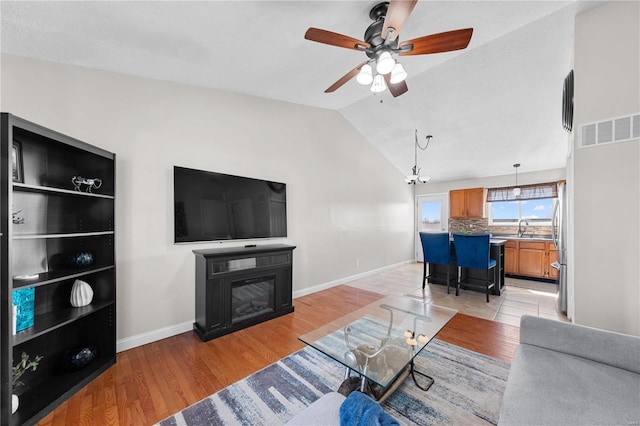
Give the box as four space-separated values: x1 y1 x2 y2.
518 219 529 238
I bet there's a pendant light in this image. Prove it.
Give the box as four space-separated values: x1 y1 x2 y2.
405 131 432 184
513 163 521 196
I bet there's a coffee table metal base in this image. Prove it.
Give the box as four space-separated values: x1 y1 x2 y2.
340 360 434 403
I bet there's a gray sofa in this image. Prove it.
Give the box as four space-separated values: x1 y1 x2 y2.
498 315 640 425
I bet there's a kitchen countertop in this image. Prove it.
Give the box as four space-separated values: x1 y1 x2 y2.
493 235 553 241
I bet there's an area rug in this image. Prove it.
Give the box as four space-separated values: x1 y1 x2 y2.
157 340 510 426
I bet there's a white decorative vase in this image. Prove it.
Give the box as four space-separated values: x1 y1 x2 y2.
70 279 94 307
12 394 18 414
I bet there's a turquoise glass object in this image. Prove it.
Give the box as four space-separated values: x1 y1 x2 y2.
13 287 35 333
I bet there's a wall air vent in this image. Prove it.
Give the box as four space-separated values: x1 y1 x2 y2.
580 113 640 148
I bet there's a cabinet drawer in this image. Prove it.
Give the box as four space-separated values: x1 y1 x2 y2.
519 241 546 250
505 240 517 248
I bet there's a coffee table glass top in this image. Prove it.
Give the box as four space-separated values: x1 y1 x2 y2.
299 295 457 389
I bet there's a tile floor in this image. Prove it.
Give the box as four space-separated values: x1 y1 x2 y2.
345 262 568 327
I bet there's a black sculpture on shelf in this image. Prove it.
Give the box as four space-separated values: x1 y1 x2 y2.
64 346 97 370
71 251 94 268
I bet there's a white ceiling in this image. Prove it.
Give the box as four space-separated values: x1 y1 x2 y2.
1 1 601 182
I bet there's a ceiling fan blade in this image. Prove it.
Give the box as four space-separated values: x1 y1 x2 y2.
399 28 473 56
384 74 409 97
305 28 369 51
381 0 418 42
325 62 368 93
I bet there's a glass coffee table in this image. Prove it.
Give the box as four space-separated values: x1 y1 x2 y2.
299 295 458 402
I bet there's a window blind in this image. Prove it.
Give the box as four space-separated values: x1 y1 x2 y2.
486 182 558 202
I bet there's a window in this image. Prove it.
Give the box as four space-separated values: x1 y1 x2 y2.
489 198 555 225
486 181 558 226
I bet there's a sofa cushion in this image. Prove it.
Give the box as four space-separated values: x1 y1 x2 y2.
519 315 640 374
498 344 640 425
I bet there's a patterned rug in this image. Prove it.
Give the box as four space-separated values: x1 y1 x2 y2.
157 340 510 425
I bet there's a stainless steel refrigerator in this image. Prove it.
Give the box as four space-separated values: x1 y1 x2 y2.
551 181 567 314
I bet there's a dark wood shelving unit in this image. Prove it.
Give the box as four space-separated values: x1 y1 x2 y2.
1 113 116 425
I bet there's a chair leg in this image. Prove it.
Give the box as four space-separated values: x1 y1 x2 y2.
446 263 450 294
486 269 490 303
456 266 461 296
422 261 427 289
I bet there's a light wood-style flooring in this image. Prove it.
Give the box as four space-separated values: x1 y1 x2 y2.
37 277 519 425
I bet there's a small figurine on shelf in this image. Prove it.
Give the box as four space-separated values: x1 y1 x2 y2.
12 352 43 414
72 176 102 193
12 209 24 225
71 251 94 268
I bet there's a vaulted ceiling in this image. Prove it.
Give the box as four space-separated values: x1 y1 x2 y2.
1 1 602 182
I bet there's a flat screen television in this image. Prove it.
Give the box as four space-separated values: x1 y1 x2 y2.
174 166 287 243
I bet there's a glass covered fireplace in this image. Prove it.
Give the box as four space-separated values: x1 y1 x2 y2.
231 276 275 324
192 244 295 341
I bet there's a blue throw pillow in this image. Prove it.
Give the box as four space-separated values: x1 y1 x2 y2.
339 391 399 426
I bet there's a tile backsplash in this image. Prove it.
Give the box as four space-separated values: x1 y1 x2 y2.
449 218 552 238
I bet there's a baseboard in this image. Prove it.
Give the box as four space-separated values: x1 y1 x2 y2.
116 321 193 353
291 259 414 298
116 260 414 353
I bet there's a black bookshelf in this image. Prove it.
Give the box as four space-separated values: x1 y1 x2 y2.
1 113 116 425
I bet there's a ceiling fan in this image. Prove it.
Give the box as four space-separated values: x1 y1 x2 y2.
304 0 473 97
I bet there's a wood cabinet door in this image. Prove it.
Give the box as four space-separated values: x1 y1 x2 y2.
518 242 547 278
504 241 518 274
449 189 466 218
465 188 486 218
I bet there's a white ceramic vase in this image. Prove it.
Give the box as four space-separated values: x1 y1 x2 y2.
12 394 19 414
70 279 94 307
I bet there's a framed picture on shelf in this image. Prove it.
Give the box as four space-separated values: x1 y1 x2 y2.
12 140 24 183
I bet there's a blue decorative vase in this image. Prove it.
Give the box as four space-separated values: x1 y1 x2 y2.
64 346 97 370
71 252 94 268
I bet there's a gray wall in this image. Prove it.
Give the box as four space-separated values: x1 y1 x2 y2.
573 1 639 335
1 54 415 349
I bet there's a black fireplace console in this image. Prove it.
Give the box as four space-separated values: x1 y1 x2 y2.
192 244 296 341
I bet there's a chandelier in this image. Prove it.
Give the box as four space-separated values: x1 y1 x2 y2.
405 130 432 184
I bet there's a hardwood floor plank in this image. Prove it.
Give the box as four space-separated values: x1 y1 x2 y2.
36 284 519 425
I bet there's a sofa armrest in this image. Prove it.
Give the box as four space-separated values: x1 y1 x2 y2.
284 392 345 425
519 315 640 374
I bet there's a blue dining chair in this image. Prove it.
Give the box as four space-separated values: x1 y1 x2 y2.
452 233 496 302
419 232 457 294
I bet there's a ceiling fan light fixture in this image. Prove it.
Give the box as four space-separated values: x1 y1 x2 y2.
356 64 374 85
371 74 387 93
390 62 407 84
376 51 395 75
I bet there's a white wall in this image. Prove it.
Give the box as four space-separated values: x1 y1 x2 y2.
1 54 415 348
573 1 640 335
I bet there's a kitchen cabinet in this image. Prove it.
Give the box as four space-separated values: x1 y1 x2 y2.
450 188 485 218
504 240 518 275
518 241 547 277
504 239 557 280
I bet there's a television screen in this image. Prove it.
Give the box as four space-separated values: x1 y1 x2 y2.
174 166 287 243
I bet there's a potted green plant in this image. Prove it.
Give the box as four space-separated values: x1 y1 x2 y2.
12 352 43 414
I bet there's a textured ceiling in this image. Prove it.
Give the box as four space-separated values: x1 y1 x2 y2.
1 1 602 182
